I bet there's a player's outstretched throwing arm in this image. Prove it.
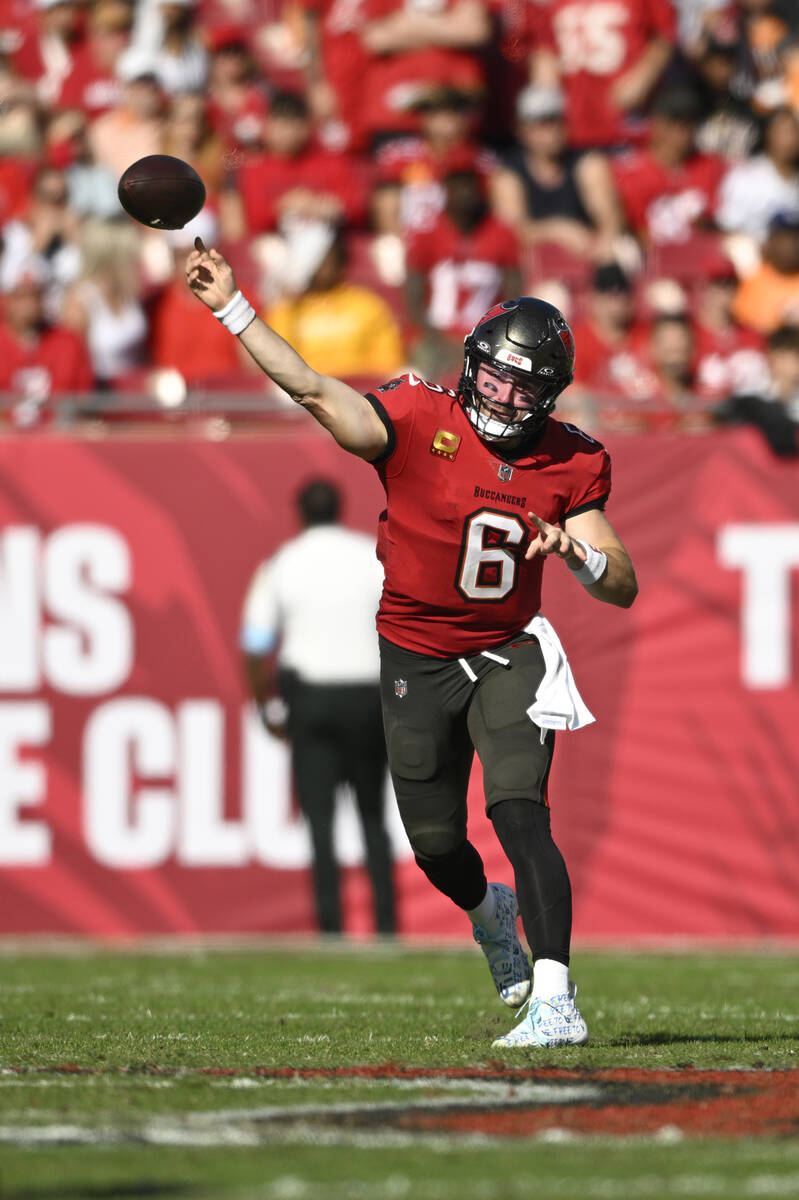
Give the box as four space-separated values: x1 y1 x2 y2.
186 239 388 461
525 508 637 608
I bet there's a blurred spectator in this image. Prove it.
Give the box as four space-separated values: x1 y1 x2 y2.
46 108 121 219
0 265 92 426
0 164 81 318
714 323 799 455
405 167 520 377
533 0 676 151
733 210 799 332
691 31 760 161
358 0 491 148
375 85 494 236
161 91 226 200
89 67 163 180
491 84 624 260
300 0 371 151
0 62 42 160
57 0 131 117
646 312 697 407
61 218 147 387
264 226 404 379
224 91 367 240
717 107 799 240
482 0 547 147
570 262 647 393
151 211 241 383
732 0 792 114
612 87 726 245
693 251 770 401
118 0 207 95
206 30 267 155
13 0 86 108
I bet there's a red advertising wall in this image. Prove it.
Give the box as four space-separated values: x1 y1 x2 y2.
0 426 797 939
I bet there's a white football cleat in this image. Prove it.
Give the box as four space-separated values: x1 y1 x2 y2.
492 982 589 1049
472 882 532 1008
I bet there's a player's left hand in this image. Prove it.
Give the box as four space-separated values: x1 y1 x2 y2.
525 512 586 564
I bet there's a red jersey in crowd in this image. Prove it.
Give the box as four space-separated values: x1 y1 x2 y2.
0 325 93 398
693 323 769 403
359 0 485 142
571 317 649 392
366 372 611 656
377 137 496 233
483 0 547 140
612 148 725 243
0 158 33 224
300 0 371 148
540 0 676 148
237 147 368 233
57 41 122 117
406 213 519 338
151 282 240 384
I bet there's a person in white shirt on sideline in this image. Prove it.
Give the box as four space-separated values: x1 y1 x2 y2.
240 478 397 936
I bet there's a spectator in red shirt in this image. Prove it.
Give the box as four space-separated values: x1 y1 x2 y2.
534 0 676 151
150 212 242 383
491 84 624 261
0 265 93 426
571 262 647 395
300 0 371 152
612 86 726 245
692 250 770 402
11 0 86 107
223 90 368 240
359 0 491 148
405 166 521 378
57 0 131 118
205 30 267 156
375 84 495 236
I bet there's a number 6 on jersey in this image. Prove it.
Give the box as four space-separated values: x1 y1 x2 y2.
456 509 527 601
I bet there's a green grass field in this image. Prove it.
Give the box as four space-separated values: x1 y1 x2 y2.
0 942 797 1199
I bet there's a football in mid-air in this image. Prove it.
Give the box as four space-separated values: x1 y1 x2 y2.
118 155 206 230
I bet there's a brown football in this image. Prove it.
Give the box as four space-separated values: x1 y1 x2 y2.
118 155 206 230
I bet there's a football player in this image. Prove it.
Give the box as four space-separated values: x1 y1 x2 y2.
187 239 638 1049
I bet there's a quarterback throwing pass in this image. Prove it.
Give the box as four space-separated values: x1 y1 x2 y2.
187 238 637 1049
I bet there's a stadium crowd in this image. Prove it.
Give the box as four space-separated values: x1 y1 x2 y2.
1 0 799 444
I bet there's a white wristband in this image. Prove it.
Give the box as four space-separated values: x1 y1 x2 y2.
213 289 256 336
570 539 608 586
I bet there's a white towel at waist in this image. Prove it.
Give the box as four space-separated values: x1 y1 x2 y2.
523 613 595 740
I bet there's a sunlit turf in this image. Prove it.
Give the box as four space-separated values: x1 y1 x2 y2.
0 943 797 1197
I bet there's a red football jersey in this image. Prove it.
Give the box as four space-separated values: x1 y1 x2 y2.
541 0 676 149
405 213 520 338
0 324 93 398
612 148 725 243
359 0 484 140
367 373 611 656
238 148 368 233
376 137 496 233
693 323 769 403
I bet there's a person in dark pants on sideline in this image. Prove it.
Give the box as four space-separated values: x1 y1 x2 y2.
240 479 397 935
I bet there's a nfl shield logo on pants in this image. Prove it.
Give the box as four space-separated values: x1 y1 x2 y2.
395 679 407 698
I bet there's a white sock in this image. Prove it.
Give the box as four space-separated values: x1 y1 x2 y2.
532 958 570 999
467 883 498 930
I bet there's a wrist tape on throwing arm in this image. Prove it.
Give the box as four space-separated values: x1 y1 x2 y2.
213 290 256 336
570 539 608 586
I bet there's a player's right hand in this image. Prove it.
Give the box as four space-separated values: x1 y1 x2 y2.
186 237 237 312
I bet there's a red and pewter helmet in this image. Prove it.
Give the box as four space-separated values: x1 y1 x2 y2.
459 297 575 440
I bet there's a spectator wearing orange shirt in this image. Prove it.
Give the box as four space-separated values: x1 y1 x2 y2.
88 66 163 181
733 210 799 334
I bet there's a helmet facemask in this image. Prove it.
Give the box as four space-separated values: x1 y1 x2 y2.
459 349 565 442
